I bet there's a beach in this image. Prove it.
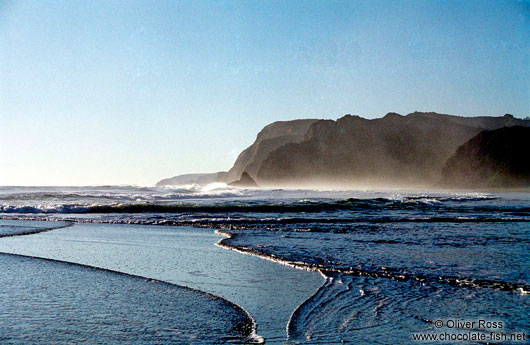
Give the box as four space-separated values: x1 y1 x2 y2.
0 220 323 344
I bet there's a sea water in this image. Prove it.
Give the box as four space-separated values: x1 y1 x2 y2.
1 185 529 344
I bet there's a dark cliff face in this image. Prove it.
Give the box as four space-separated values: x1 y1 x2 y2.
223 119 318 182
254 112 530 187
441 126 530 188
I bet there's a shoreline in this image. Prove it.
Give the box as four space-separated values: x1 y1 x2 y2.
0 220 323 343
214 229 530 295
2 217 528 294
3 216 527 294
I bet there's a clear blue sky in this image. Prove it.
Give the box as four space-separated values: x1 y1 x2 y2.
1 0 528 186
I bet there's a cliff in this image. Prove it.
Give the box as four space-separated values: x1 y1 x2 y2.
157 112 529 188
441 126 530 188
253 112 529 187
224 119 318 182
157 119 317 187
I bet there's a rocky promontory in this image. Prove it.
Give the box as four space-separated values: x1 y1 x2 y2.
441 126 530 188
228 172 259 188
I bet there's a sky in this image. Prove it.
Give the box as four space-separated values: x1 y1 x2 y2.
0 0 528 186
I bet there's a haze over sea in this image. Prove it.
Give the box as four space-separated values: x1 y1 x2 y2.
1 185 528 344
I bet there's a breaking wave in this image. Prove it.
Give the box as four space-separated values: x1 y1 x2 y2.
2 195 528 215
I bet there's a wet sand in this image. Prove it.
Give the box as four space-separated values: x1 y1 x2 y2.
0 252 253 344
0 220 323 343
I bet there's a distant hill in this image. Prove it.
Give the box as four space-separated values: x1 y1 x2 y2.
441 126 530 188
156 172 226 187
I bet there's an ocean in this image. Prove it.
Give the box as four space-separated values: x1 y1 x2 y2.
0 185 529 344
